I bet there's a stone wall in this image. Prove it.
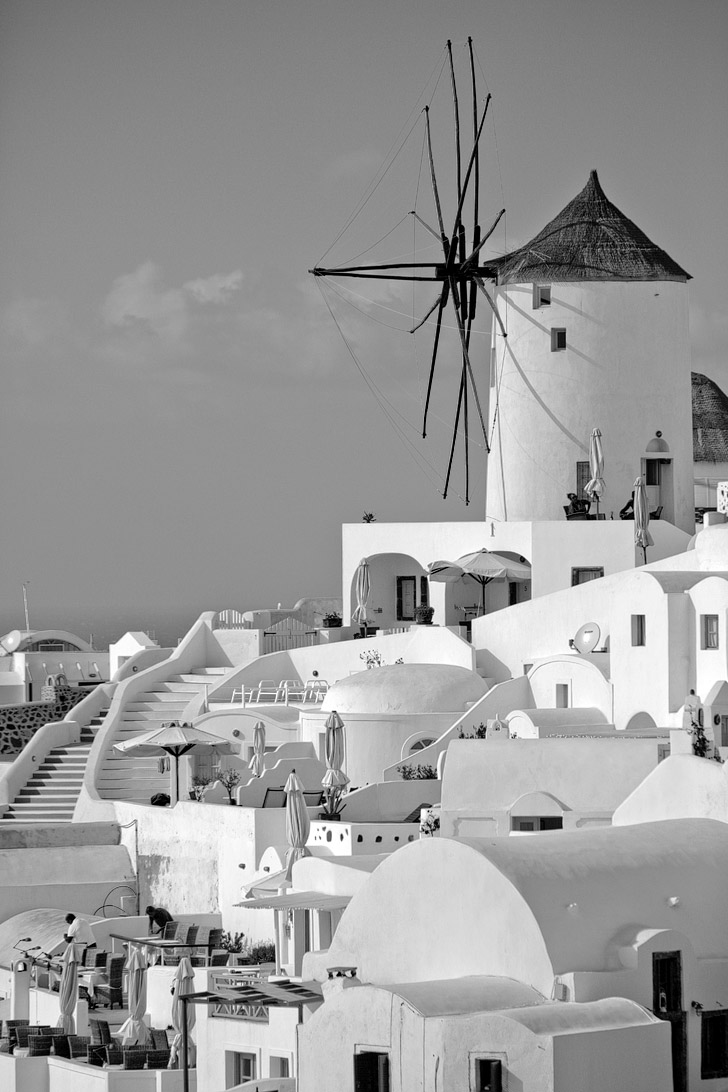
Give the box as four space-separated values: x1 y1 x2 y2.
0 687 87 756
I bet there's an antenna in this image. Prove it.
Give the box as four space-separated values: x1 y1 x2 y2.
22 582 30 632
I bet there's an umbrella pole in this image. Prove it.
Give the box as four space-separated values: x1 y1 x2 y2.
182 996 189 1092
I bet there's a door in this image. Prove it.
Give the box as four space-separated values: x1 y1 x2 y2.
653 952 687 1092
354 1051 390 1092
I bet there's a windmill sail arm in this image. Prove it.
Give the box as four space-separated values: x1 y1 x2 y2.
410 291 444 334
475 277 508 340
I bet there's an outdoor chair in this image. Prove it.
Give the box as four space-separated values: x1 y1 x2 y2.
210 949 229 966
27 1034 53 1057
123 1048 148 1069
2 1019 28 1047
14 1025 49 1051
92 949 109 968
89 1017 113 1046
67 1034 91 1059
95 954 125 1009
146 1048 171 1068
87 1044 107 1067
51 1035 71 1058
151 1029 171 1049
105 1045 124 1066
0 1038 11 1055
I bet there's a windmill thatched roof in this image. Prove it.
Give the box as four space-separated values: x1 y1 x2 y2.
693 372 728 463
496 170 690 284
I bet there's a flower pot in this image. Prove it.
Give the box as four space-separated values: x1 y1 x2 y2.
414 607 435 625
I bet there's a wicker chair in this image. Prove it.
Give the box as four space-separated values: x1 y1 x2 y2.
210 949 229 966
92 949 109 968
14 1025 49 1051
89 1017 113 1046
51 1035 71 1058
123 1047 148 1069
146 1048 171 1068
95 954 125 1009
87 1044 107 1067
162 921 180 941
2 1019 29 1047
151 1028 171 1049
27 1035 53 1057
105 1045 124 1066
67 1034 91 1059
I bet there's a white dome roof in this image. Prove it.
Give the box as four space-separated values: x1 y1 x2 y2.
695 522 728 571
321 663 488 716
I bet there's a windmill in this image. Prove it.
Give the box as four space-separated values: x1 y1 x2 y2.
310 39 505 504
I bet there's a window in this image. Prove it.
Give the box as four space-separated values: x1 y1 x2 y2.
270 1056 290 1078
701 1011 728 1079
474 1058 503 1092
532 284 551 308
571 567 604 586
576 460 590 500
555 683 569 708
512 817 563 832
702 614 719 649
631 615 646 646
551 327 566 351
396 576 416 620
646 459 661 486
719 715 728 748
229 1052 256 1085
419 575 429 608
354 1051 390 1092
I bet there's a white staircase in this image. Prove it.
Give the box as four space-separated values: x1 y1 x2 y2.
96 668 229 802
1 709 108 824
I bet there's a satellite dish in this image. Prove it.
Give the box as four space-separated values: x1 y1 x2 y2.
0 630 22 655
573 622 601 655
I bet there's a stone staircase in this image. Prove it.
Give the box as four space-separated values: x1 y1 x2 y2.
1 708 108 824
96 668 230 803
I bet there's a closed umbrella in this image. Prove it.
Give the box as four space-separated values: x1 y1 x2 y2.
284 769 311 880
114 721 235 804
633 475 653 563
428 549 531 616
168 957 196 1069
117 947 151 1046
322 710 349 817
248 720 266 778
585 428 605 516
56 943 78 1034
352 558 371 632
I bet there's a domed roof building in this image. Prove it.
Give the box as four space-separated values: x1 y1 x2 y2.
304 664 489 787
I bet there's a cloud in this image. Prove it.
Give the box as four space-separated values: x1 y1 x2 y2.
99 262 244 366
184 270 243 305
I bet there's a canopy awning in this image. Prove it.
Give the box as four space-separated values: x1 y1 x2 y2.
235 891 351 911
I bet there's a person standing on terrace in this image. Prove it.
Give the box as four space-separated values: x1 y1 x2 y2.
146 904 174 935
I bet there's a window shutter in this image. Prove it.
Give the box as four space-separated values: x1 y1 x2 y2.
396 577 404 620
420 576 429 607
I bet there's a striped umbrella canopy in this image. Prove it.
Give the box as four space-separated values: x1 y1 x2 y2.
428 550 531 615
585 428 605 515
56 943 78 1034
117 946 151 1046
352 558 371 628
248 721 266 778
284 770 311 880
322 711 349 817
168 957 196 1069
633 475 654 563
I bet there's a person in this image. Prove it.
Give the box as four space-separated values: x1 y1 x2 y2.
566 492 589 516
620 492 635 519
63 912 97 952
682 689 701 730
146 904 174 935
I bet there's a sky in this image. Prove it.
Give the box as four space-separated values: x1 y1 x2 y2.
1 0 726 646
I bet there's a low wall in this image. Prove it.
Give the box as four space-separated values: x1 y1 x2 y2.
0 689 86 759
47 1056 196 1091
0 1053 49 1092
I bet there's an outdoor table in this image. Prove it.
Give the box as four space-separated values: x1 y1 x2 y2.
107 933 218 964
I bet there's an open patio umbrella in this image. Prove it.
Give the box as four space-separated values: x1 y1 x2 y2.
633 475 654 563
322 710 349 817
56 943 78 1034
284 769 311 880
168 957 196 1070
428 549 531 615
114 721 235 804
352 557 371 631
248 720 266 778
585 428 605 516
117 946 151 1046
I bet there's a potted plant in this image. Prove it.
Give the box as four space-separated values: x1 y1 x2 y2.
218 767 242 804
189 774 211 801
322 611 342 628
414 605 435 625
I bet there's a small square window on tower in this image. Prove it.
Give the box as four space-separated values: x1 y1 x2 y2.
532 284 551 308
551 327 567 351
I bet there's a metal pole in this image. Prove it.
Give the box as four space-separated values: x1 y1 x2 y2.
22 582 30 632
182 996 189 1092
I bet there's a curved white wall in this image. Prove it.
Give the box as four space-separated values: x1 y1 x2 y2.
487 281 693 531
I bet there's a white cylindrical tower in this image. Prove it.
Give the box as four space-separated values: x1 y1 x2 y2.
486 171 694 532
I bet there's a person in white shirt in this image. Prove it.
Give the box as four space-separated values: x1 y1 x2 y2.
63 913 97 951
